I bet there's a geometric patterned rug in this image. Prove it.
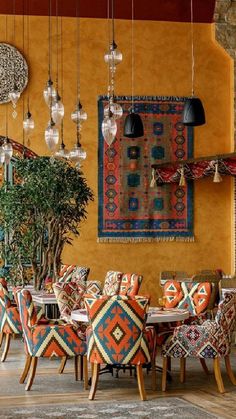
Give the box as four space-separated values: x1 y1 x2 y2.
0 397 218 418
98 96 194 243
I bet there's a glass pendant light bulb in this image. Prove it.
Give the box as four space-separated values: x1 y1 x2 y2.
69 144 87 162
104 42 123 69
0 146 5 165
2 138 13 164
71 102 87 124
104 101 123 120
45 119 59 151
23 111 35 135
52 94 65 125
43 79 57 106
54 143 70 159
9 83 21 105
102 115 117 146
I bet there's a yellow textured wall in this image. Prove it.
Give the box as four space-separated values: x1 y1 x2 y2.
0 16 233 303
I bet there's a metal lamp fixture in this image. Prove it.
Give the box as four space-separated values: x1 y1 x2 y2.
124 0 144 138
182 0 205 127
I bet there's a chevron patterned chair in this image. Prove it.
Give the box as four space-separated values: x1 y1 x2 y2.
161 292 236 393
102 271 143 296
0 278 22 362
18 289 87 391
85 294 156 401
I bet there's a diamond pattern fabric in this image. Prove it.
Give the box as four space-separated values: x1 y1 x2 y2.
0 278 22 335
59 264 90 283
102 271 142 296
85 295 155 365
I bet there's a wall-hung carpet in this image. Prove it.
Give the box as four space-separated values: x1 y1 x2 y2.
98 96 193 242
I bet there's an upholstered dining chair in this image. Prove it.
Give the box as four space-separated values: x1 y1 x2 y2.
161 292 236 393
59 264 90 283
84 294 156 401
18 289 87 391
0 278 22 362
102 271 143 296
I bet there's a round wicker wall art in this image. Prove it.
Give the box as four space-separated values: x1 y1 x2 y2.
0 43 28 104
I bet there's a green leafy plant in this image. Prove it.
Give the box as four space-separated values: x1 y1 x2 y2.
0 157 93 290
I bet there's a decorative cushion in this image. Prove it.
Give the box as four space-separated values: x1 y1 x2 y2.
102 271 123 296
53 281 86 322
164 281 183 309
119 273 143 296
59 264 90 284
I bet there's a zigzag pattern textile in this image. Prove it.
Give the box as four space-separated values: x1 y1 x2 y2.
85 295 155 365
0 278 22 335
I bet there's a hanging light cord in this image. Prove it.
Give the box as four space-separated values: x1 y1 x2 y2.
131 0 134 111
56 0 59 93
107 0 111 103
48 0 52 81
13 0 16 86
60 16 65 147
27 0 30 112
191 0 195 97
112 0 115 45
76 0 80 103
22 1 25 149
5 15 8 138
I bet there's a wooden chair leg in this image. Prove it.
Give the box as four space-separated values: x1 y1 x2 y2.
74 355 79 381
213 358 225 394
136 364 147 401
1 333 11 362
83 355 88 390
200 358 210 375
225 355 236 385
180 358 186 383
79 354 83 380
151 357 157 391
25 357 38 391
19 355 32 384
89 363 100 400
58 356 67 374
0 332 3 348
162 357 168 391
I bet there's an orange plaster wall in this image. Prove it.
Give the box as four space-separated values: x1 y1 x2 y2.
0 17 233 303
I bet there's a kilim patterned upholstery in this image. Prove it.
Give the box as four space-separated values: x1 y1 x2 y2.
161 292 236 393
85 294 156 400
59 264 90 283
102 271 142 296
0 278 22 362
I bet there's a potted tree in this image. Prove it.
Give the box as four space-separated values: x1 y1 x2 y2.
0 157 93 290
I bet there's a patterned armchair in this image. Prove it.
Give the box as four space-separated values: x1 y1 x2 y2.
161 292 236 393
102 271 143 296
0 278 22 362
84 294 156 400
59 264 90 283
18 289 87 391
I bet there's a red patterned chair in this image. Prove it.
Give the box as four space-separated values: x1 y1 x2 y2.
18 289 87 391
102 271 143 296
161 292 236 393
59 264 90 283
85 294 156 400
0 278 22 362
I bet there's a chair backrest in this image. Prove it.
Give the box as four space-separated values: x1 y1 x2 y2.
0 278 11 309
85 294 150 365
103 271 142 296
53 281 86 321
162 279 219 315
18 289 38 354
215 291 236 338
59 264 90 283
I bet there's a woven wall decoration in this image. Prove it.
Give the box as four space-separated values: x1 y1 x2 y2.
98 96 194 242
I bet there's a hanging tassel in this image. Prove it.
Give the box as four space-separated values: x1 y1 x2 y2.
150 168 156 188
179 166 186 186
213 161 222 183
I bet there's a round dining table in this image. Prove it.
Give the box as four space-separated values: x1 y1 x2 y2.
71 306 190 324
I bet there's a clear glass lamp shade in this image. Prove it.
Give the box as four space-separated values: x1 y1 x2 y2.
71 108 87 124
43 83 57 106
2 140 13 164
45 122 59 151
52 100 65 125
104 48 123 67
9 88 21 105
104 102 123 120
54 145 70 159
102 116 117 146
0 147 5 164
23 113 35 135
69 145 87 162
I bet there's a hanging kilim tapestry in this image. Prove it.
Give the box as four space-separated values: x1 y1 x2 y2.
98 96 194 242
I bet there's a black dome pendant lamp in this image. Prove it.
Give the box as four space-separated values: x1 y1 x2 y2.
124 0 144 138
182 0 205 127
